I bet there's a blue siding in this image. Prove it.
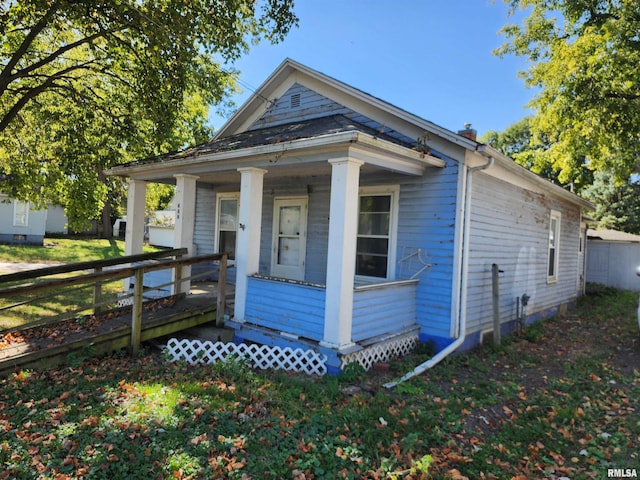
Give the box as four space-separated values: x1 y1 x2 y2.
244 276 325 341
465 173 582 336
250 84 352 130
193 92 463 348
395 158 460 340
352 281 418 342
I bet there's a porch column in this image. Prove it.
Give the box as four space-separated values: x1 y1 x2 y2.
123 179 146 291
124 179 147 257
173 174 199 294
321 157 363 350
234 167 267 321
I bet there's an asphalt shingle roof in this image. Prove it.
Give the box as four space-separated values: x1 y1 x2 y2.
125 114 416 168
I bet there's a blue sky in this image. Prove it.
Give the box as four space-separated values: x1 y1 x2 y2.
210 0 536 138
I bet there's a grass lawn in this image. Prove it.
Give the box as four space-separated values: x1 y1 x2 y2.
1 286 639 479
0 238 160 330
0 237 160 265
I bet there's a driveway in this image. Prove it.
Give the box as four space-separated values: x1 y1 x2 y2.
0 262 61 275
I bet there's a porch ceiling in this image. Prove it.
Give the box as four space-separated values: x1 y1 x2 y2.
106 115 445 185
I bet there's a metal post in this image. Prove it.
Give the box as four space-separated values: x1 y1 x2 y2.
131 268 144 355
492 263 501 345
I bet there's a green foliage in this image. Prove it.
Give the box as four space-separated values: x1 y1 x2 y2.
146 183 175 216
496 0 640 182
582 171 640 234
0 0 298 232
338 361 366 383
521 320 545 343
480 115 594 191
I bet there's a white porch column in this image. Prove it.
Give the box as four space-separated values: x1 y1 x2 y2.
234 167 267 321
124 179 147 257
173 174 199 294
123 179 146 291
321 157 363 350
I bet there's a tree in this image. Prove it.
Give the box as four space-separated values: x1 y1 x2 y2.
582 171 640 234
495 0 640 182
480 116 592 192
0 0 297 234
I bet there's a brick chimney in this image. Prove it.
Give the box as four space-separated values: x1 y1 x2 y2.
458 123 477 141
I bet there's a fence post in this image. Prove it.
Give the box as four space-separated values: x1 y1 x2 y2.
492 263 501 345
131 268 144 355
93 266 103 315
216 254 227 326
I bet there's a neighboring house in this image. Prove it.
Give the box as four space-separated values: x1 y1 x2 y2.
587 229 640 291
0 195 68 245
45 204 69 235
107 59 592 373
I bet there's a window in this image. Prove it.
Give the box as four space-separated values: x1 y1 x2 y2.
215 193 239 260
356 186 399 280
13 200 29 227
548 210 561 283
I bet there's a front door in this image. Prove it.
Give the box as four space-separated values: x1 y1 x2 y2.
271 197 308 280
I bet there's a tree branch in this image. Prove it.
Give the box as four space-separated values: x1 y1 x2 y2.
603 92 640 101
2 27 124 92
0 2 61 93
0 61 103 132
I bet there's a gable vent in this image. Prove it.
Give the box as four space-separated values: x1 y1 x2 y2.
290 93 301 108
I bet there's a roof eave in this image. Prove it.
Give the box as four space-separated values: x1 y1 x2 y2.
106 130 443 178
476 144 595 210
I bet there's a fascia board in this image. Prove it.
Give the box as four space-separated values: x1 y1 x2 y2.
106 131 442 179
473 145 594 210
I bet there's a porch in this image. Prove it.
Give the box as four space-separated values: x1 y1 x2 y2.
109 116 445 372
229 275 420 372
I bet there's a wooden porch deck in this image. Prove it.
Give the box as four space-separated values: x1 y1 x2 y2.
0 250 233 377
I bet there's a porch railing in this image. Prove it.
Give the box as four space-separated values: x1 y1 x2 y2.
0 249 228 355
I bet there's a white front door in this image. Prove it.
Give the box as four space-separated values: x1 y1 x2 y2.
271 197 308 280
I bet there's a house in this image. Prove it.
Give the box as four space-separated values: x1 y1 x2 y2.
587 229 640 291
0 194 68 245
107 59 593 373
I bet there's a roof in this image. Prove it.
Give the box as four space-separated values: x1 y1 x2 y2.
587 229 640 243
215 58 478 151
120 114 419 169
108 58 594 211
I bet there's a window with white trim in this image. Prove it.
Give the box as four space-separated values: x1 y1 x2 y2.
547 210 561 283
215 193 239 260
13 200 29 227
356 186 399 280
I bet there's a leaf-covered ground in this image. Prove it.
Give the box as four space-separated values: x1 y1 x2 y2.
1 286 639 479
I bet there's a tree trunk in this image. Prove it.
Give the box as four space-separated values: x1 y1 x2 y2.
98 170 113 238
102 201 113 238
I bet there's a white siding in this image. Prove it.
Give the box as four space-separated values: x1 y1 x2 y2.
587 241 640 291
0 195 47 238
465 173 582 335
45 205 68 234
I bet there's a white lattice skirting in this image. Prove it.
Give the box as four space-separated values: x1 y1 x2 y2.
164 338 328 376
341 331 418 371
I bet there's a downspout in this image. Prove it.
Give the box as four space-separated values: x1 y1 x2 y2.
384 153 494 388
